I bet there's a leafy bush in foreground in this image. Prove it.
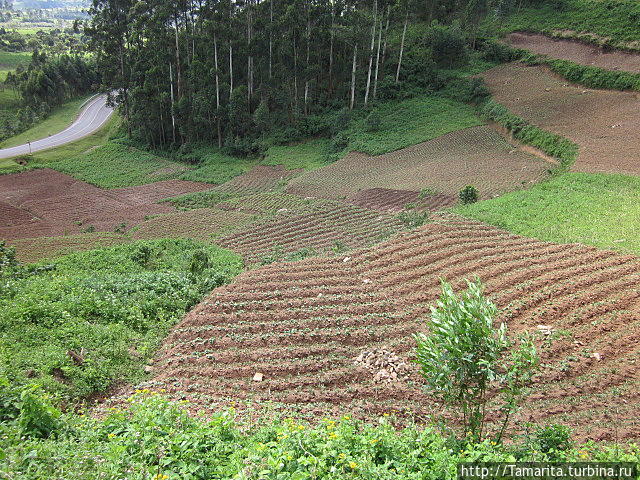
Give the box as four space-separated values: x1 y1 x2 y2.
415 279 538 443
1 391 639 479
0 239 243 403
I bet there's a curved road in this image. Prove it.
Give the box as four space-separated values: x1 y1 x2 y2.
0 94 114 159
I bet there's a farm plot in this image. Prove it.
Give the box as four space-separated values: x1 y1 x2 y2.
217 200 406 263
211 165 303 195
286 126 550 201
0 168 211 245
10 232 131 263
348 188 456 213
482 63 640 175
506 32 640 73
147 219 640 441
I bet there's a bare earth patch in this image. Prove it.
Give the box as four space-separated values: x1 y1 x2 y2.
506 32 640 73
482 63 640 175
0 168 212 246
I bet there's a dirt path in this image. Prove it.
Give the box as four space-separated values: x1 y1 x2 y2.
482 63 640 175
506 32 640 73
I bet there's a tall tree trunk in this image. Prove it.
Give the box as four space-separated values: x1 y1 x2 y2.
174 14 181 98
229 43 233 95
396 11 408 84
169 62 176 144
328 2 334 95
372 16 383 99
247 0 253 103
364 0 377 105
214 33 222 148
381 5 390 77
304 10 310 115
269 0 273 80
293 36 298 111
350 44 357 110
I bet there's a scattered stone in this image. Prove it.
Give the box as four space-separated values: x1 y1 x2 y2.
362 278 372 284
253 372 264 382
277 208 289 214
354 348 412 384
144 365 154 374
343 257 351 263
536 325 554 336
593 352 603 361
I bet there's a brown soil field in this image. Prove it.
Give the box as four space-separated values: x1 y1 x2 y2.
482 63 640 175
0 169 212 243
506 32 640 73
286 126 550 200
218 201 405 263
348 188 456 213
145 218 640 441
10 232 130 263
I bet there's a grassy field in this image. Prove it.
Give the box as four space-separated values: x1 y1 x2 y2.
179 146 256 184
0 95 93 148
263 137 331 171
457 172 640 255
347 95 482 155
0 50 30 82
0 239 242 403
500 0 640 48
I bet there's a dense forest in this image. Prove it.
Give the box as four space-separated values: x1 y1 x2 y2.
88 0 547 151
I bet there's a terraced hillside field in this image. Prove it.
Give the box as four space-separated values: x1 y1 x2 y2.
506 32 640 73
286 126 550 201
146 218 640 441
482 63 640 175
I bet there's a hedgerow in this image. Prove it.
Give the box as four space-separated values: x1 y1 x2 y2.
478 99 578 171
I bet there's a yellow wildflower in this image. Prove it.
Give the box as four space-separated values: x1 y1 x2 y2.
349 461 358 470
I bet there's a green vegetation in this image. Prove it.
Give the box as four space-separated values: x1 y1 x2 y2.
347 96 482 155
501 0 640 49
1 390 638 479
263 138 331 171
0 50 30 81
0 239 242 403
178 146 255 184
415 280 538 443
0 94 91 148
457 173 640 256
459 185 479 204
478 99 578 170
49 141 190 188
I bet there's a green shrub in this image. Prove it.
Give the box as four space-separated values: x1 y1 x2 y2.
414 279 538 443
459 185 479 204
533 424 573 455
397 210 430 229
365 110 382 132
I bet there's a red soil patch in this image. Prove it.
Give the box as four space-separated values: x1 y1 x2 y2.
143 218 640 441
506 32 640 73
348 188 456 213
286 126 550 200
0 169 212 247
482 63 640 175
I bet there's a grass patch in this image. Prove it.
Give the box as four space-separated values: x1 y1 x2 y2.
0 239 242 403
179 145 256 184
456 172 640 255
347 95 482 155
263 137 331 171
0 95 93 149
500 0 640 49
0 50 30 82
49 141 191 188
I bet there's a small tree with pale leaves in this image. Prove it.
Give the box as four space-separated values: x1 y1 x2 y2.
414 279 538 443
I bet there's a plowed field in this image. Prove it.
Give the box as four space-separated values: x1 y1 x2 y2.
149 219 640 441
482 63 640 175
348 188 456 213
286 126 550 200
506 32 640 73
0 169 212 242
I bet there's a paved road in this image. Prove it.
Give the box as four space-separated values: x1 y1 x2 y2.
0 94 114 159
